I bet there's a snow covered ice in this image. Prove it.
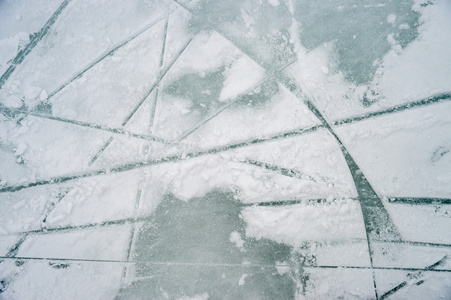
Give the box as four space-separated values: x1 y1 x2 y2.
0 0 450 298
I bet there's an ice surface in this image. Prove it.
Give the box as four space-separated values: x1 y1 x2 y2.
119 191 300 299
0 0 451 299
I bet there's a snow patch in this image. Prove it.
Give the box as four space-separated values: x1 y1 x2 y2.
177 293 209 300
238 274 248 285
229 231 245 251
3 94 22 108
219 56 265 102
268 0 280 7
387 14 397 24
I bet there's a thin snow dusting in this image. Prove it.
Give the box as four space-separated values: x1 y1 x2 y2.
0 0 450 299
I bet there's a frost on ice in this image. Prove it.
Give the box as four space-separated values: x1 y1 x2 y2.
0 0 451 299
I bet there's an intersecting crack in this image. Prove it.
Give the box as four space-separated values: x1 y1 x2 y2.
1 1 450 299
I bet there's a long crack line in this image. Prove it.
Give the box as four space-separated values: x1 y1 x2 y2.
0 106 169 144
0 256 450 273
0 125 323 193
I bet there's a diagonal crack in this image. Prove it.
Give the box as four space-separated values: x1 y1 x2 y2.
334 92 451 126
241 159 334 184
380 256 447 299
174 58 298 142
45 15 167 100
198 28 400 300
209 29 401 242
89 136 114 167
116 188 144 298
0 105 169 144
0 125 323 193
0 0 72 89
121 35 195 127
79 14 171 167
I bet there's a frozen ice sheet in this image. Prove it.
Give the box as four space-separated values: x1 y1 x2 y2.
17 225 131 261
335 101 451 198
0 260 123 299
0 0 64 76
1 0 451 298
0 185 66 234
43 171 142 227
374 270 451 300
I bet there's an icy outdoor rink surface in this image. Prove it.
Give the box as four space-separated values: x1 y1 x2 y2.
0 0 450 299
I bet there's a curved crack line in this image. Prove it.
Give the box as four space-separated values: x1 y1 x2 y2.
0 0 72 89
1 2 449 296
159 0 442 254
204 29 399 299
164 26 427 241
304 100 401 239
164 33 443 288
302 100 391 300
209 30 400 299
